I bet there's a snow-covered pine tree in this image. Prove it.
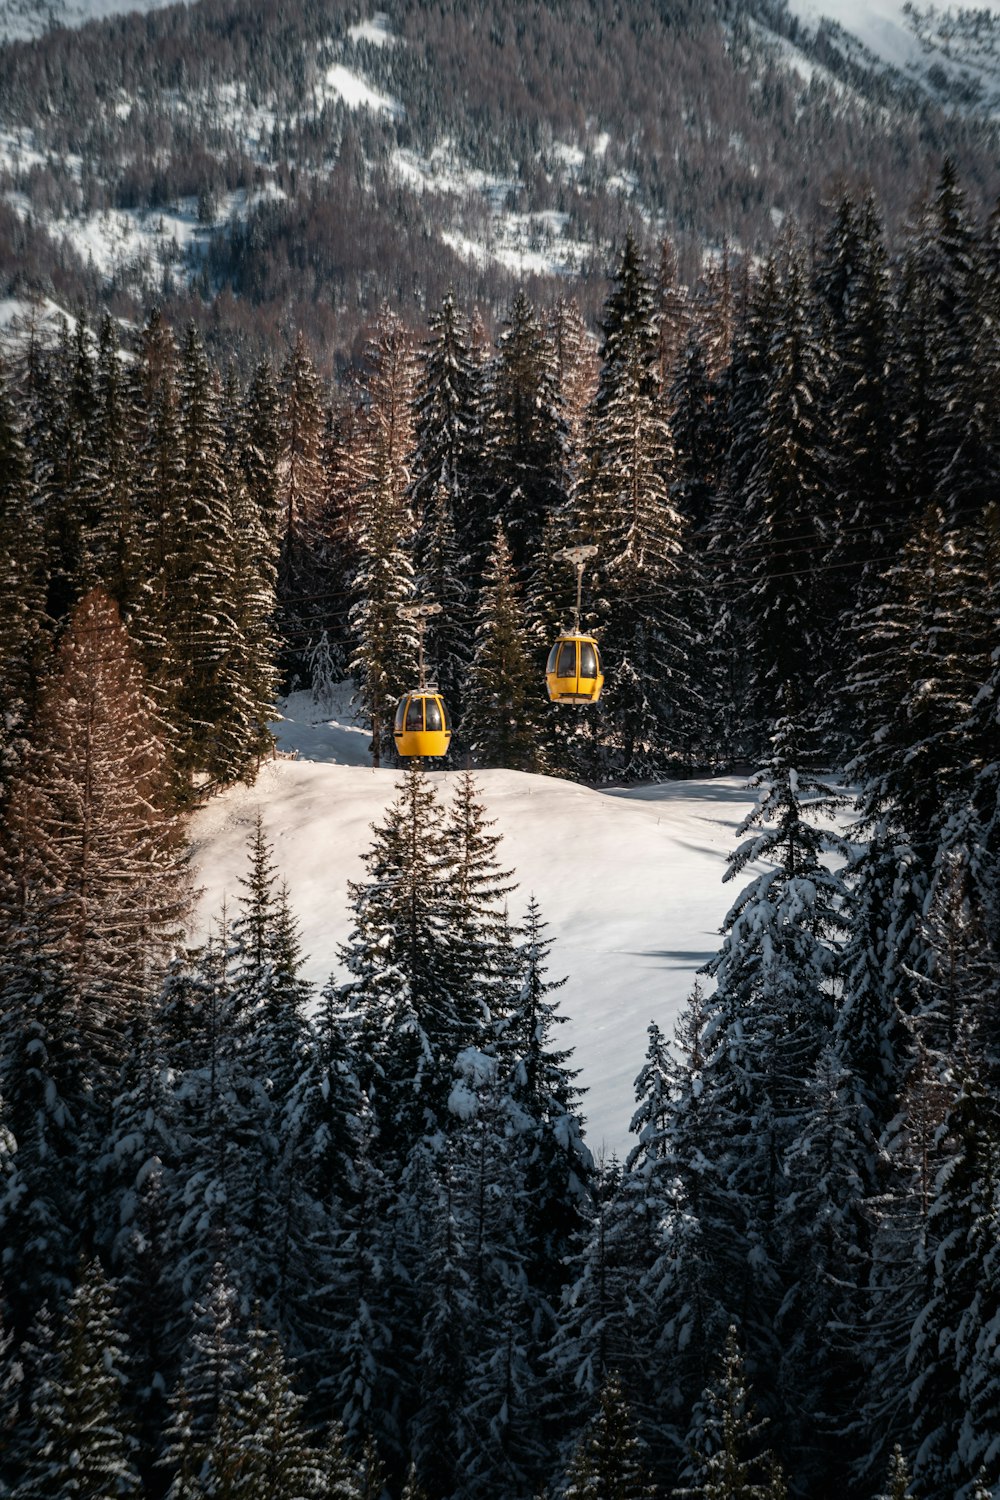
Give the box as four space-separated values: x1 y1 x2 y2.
701 257 776 764
906 1045 1000 1500
33 316 98 623
223 373 281 771
462 522 543 772
676 1326 784 1500
737 239 835 744
0 934 88 1323
160 1261 248 1494
127 311 187 781
98 1012 180 1473
8 587 188 1082
548 1158 651 1465
655 236 690 395
877 1446 916 1500
230 814 311 1103
854 1036 951 1489
0 354 44 798
812 191 899 753
670 327 722 540
842 507 992 1060
482 289 567 579
410 291 484 584
223 1318 326 1499
315 1097 402 1461
626 986 730 1482
450 1043 544 1496
89 313 139 617
896 160 997 528
276 331 329 681
333 765 461 1153
563 1368 653 1500
774 1047 873 1493
548 295 598 497
348 370 418 765
175 322 262 787
444 769 519 1037
239 359 282 549
576 230 698 778
16 1258 141 1499
402 1142 479 1499
501 895 591 1310
695 709 848 1432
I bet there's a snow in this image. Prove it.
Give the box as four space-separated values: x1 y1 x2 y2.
187 688 762 1160
0 0 182 42
321 63 404 119
786 0 1000 112
348 14 398 48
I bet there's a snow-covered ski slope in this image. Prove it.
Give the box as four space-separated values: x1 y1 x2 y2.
189 690 759 1160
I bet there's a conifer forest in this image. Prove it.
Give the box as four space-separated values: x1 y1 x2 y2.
3 149 1000 1500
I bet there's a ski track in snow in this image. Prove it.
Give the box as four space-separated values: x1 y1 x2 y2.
188 689 761 1159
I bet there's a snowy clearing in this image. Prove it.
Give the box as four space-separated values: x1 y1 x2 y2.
348 13 399 48
188 689 766 1159
320 63 405 118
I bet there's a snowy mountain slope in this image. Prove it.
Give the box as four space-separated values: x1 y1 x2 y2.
187 691 762 1160
785 0 1000 112
0 0 177 42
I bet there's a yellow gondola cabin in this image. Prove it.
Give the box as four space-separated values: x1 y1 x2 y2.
393 690 452 758
545 633 604 705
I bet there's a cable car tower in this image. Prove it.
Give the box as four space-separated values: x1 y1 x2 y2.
545 545 604 705
394 603 452 758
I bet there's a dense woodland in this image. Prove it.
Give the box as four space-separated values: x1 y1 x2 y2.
2 152 1000 1499
3 0 1000 368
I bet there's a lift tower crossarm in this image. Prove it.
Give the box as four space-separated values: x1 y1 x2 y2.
400 602 442 688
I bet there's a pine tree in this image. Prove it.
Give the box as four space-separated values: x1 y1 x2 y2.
627 985 729 1480
842 507 991 1058
174 322 257 787
128 310 186 774
812 191 900 740
276 331 329 680
501 896 591 1308
227 1320 325 1499
483 290 567 578
224 372 280 770
161 1261 248 1493
877 1446 915 1500
444 769 519 1037
695 711 848 1426
702 258 775 763
907 1042 1000 1499
0 936 89 1323
0 1280 23 1491
348 451 417 768
897 161 996 527
18 1259 141 1499
89 313 139 615
548 295 598 495
576 231 697 777
462 522 543 771
333 765 461 1152
676 1327 784 1500
738 241 835 741
563 1369 652 1500
34 316 98 622
0 353 44 797
5 588 188 1081
410 292 483 578
774 1047 872 1491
